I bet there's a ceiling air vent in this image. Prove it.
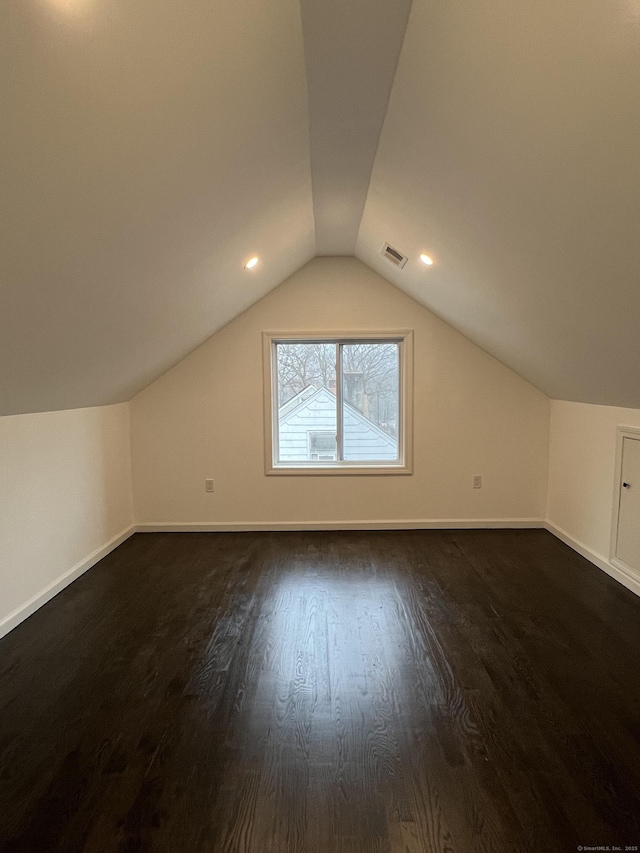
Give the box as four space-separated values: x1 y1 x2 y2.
381 242 408 269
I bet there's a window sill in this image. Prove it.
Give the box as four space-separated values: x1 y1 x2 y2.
266 462 413 476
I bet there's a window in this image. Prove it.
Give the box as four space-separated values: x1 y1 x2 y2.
263 331 413 475
309 432 338 461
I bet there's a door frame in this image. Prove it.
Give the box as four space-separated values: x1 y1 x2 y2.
610 425 640 576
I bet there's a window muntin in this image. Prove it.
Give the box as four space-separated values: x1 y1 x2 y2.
265 333 412 474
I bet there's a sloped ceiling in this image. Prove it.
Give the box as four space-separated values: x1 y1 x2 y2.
300 0 412 255
358 0 640 407
1 0 315 415
3 0 640 415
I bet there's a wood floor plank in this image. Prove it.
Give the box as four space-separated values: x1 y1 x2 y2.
2 529 640 851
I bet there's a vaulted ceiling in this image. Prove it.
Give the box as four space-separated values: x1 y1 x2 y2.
3 0 640 415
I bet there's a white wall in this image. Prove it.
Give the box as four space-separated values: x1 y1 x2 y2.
547 400 640 585
0 403 134 635
131 257 550 527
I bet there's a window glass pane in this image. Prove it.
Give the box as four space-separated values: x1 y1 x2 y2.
341 343 399 462
276 342 337 463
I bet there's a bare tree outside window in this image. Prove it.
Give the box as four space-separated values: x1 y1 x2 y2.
276 343 336 405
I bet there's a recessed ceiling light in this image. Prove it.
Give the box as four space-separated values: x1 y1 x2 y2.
420 254 434 266
244 256 259 270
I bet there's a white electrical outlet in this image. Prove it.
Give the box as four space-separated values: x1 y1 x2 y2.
205 479 214 493
473 475 482 489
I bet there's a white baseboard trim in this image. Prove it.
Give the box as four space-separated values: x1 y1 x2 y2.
545 520 640 598
0 524 136 640
137 518 545 533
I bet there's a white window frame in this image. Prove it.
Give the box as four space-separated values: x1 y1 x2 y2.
263 330 413 476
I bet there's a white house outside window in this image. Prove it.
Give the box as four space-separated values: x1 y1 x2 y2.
263 332 413 475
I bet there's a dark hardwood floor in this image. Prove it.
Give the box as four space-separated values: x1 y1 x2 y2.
1 530 640 852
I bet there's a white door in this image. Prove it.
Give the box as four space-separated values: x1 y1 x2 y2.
616 436 640 572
